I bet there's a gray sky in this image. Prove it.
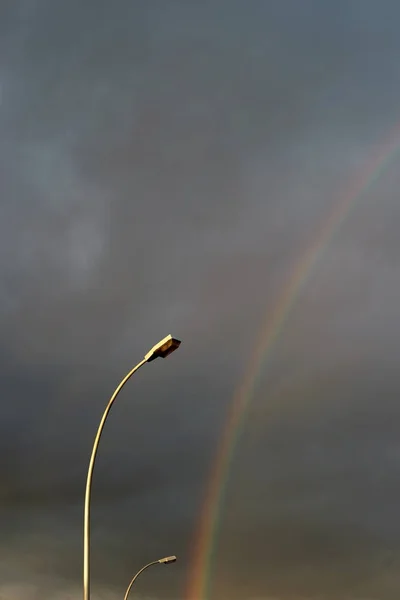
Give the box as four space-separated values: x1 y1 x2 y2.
1 1 400 599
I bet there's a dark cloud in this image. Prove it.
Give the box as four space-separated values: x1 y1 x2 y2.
1 1 400 599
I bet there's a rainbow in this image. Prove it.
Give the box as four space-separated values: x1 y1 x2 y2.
186 125 400 600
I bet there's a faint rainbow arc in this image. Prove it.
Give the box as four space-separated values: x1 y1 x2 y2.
186 125 400 600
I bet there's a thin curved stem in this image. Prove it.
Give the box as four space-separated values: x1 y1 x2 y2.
123 561 159 600
83 358 147 600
